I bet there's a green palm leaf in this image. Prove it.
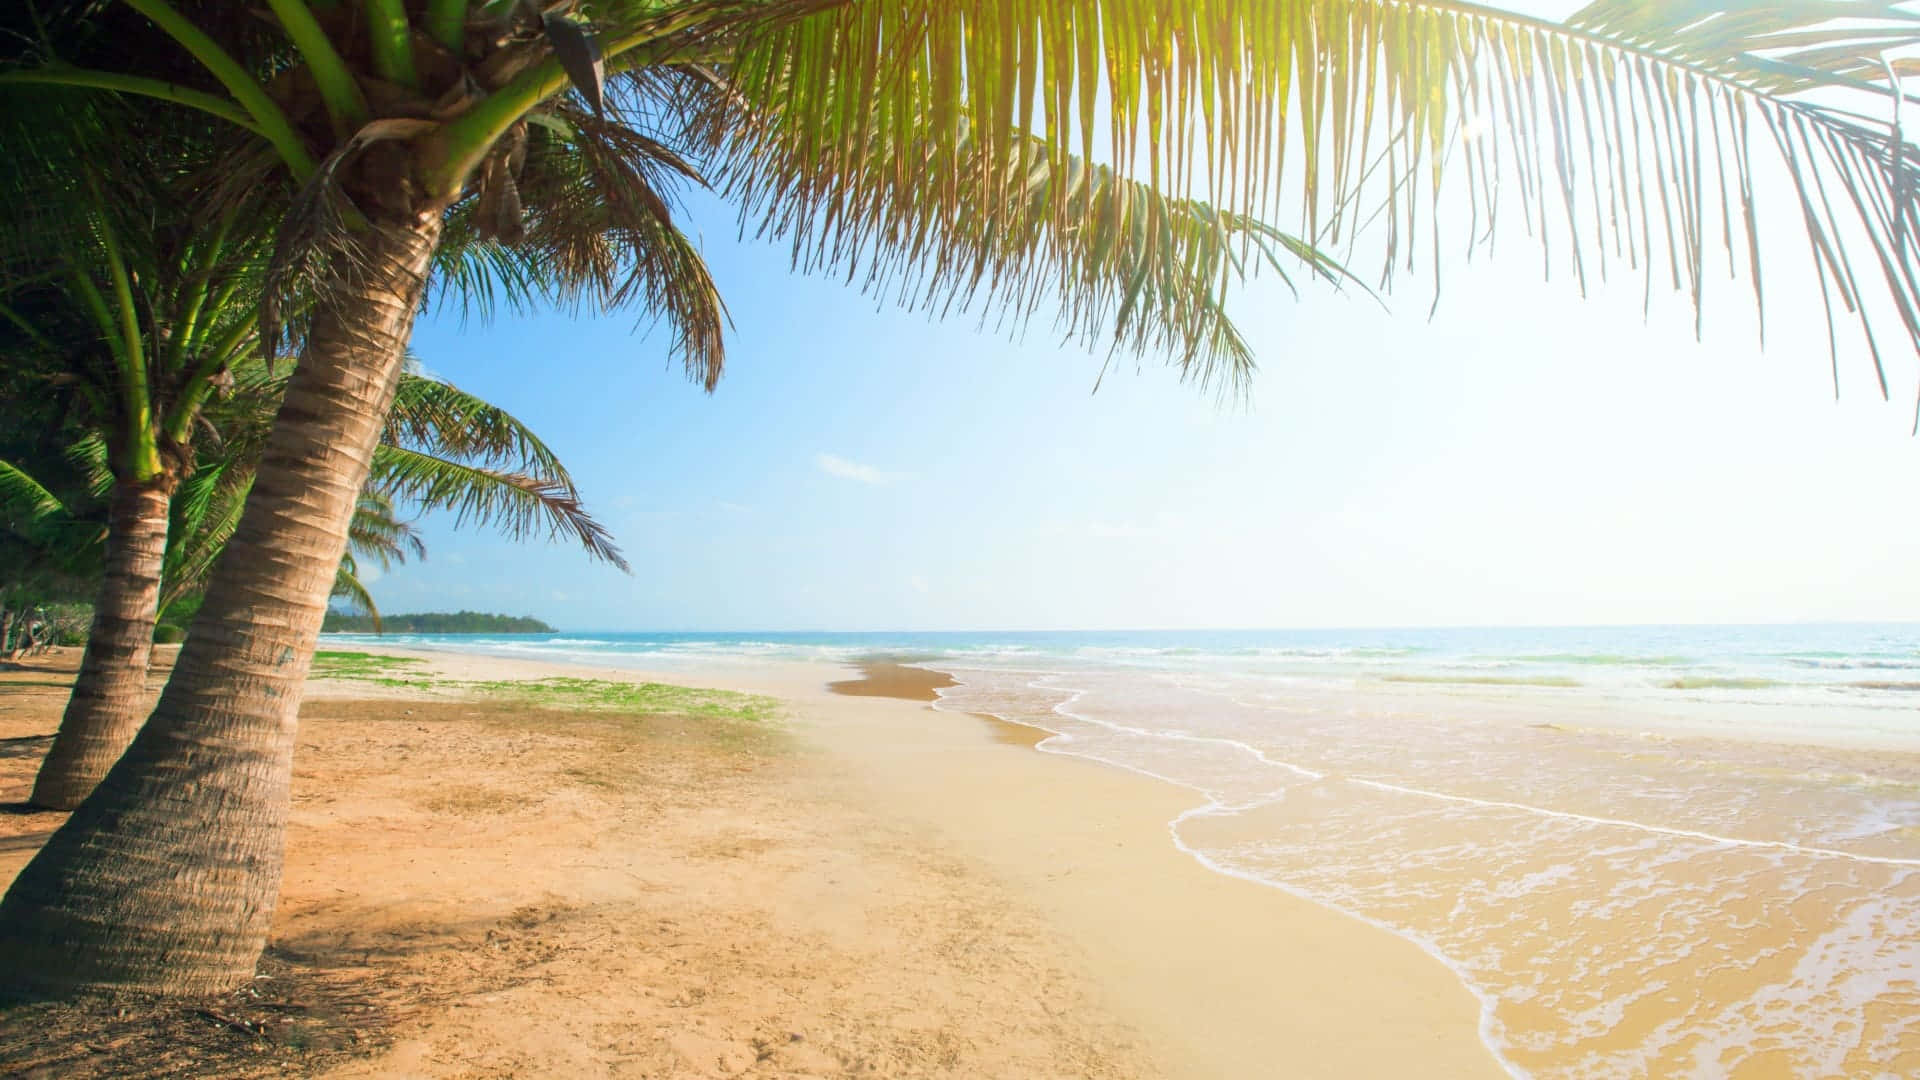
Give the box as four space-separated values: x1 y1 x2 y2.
703 0 1920 405
386 373 578 482
504 103 731 390
368 444 630 572
158 465 251 614
0 458 109 562
331 551 384 629
0 459 71 527
346 489 428 570
722 116 1368 390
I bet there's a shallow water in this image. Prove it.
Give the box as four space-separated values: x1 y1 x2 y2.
325 623 1920 1076
929 666 1920 1078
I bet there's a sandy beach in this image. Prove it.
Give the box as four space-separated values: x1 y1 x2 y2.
0 645 1502 1078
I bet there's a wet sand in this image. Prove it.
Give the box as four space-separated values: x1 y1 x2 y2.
825 659 957 700
815 657 1507 1077
831 660 1051 748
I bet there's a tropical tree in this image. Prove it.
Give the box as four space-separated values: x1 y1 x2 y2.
332 490 426 625
0 347 105 657
0 461 104 660
0 93 269 809
0 47 617 809
1 360 625 807
5 0 1920 998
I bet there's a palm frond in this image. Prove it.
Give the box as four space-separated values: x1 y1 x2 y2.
708 0 1920 403
369 444 630 571
427 229 554 324
346 488 429 570
169 452 254 556
158 465 250 613
0 458 106 566
0 459 71 529
330 552 384 631
385 373 577 482
63 434 113 499
504 98 730 390
721 115 1366 392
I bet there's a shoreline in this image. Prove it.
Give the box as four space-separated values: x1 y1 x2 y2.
323 642 1507 1077
317 631 1920 756
305 638 1920 1073
835 659 1524 1077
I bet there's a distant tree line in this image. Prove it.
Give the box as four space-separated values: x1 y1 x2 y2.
320 611 556 634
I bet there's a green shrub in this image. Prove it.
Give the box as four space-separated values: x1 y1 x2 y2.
152 623 186 644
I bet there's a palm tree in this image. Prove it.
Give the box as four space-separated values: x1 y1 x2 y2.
0 95 277 810
0 462 105 659
5 0 1920 997
163 366 630 620
1 361 625 807
331 490 426 626
0 64 619 809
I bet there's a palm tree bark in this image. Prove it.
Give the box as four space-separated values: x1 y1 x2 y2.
0 214 442 997
29 482 176 810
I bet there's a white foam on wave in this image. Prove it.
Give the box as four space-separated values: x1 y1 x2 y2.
1342 778 1920 869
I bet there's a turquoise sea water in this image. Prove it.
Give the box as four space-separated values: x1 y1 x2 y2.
323 622 1920 1075
323 621 1920 718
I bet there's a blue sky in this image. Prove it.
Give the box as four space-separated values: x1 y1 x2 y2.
379 172 1920 632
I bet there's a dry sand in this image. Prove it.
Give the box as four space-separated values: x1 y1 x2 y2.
0 646 1503 1078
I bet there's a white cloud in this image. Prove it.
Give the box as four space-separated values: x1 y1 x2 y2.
909 575 930 594
815 452 893 486
1089 512 1188 540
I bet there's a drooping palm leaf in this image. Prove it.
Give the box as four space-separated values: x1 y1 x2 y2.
385 372 578 481
368 444 630 572
345 489 428 569
721 115 1367 390
157 463 251 614
495 99 732 390
19 0 1920 406
333 488 422 630
0 460 71 528
63 434 114 500
700 0 1920 406
156 373 627 607
331 552 383 629
0 458 109 562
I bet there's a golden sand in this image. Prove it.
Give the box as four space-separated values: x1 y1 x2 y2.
1 647 1504 1077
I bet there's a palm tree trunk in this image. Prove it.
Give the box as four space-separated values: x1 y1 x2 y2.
0 214 443 997
29 482 175 810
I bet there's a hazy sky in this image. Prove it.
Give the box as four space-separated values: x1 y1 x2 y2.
376 82 1920 632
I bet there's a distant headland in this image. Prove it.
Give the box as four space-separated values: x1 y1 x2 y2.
320 611 557 634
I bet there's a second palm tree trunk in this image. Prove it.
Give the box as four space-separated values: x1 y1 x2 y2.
0 215 443 996
30 482 176 810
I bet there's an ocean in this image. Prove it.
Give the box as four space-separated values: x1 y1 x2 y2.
321 623 1920 1076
